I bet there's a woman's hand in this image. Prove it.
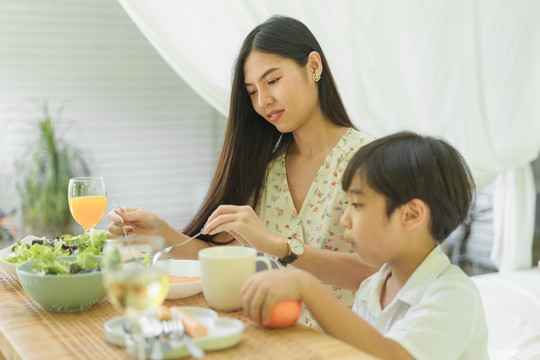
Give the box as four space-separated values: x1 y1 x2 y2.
202 205 286 256
241 269 312 326
107 206 163 238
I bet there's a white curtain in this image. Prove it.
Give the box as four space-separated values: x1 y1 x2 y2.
117 0 540 271
492 166 536 271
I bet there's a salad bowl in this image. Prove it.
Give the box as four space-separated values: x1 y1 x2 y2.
16 256 106 312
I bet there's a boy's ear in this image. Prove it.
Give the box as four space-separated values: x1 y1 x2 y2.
401 198 428 230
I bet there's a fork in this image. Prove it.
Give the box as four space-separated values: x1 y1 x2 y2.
162 310 205 358
113 201 143 266
151 231 202 265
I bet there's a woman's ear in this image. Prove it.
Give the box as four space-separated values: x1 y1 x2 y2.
401 198 428 231
306 51 323 79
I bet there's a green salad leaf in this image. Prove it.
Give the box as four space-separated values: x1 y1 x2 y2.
31 252 71 275
75 252 100 270
2 230 106 275
30 252 102 275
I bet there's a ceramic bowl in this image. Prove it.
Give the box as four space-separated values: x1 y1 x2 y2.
16 256 106 312
166 260 202 299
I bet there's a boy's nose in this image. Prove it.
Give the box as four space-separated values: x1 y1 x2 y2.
340 212 351 228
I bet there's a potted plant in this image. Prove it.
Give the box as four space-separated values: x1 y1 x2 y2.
15 102 89 237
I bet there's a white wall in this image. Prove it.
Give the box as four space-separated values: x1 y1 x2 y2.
0 0 226 234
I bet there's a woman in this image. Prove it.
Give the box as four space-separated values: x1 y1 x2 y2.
108 15 377 328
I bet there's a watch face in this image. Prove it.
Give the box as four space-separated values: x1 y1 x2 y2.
290 238 304 256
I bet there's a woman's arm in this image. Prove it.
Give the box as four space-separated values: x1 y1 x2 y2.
156 218 211 259
291 245 378 290
203 205 377 289
107 206 238 259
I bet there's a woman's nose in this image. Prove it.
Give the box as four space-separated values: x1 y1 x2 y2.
257 90 273 109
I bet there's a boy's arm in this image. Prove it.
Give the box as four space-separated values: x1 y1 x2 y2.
302 275 414 360
241 269 414 360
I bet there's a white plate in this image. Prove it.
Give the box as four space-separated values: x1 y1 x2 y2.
0 235 41 276
104 306 244 358
166 260 202 299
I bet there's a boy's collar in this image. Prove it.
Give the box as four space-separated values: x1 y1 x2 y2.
355 246 451 308
394 246 450 305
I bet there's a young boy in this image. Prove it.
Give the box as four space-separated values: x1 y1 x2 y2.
241 132 489 360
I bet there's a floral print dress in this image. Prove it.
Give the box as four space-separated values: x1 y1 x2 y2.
255 128 374 329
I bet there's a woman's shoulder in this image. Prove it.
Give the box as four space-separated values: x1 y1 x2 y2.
344 127 376 147
337 128 376 159
265 149 286 172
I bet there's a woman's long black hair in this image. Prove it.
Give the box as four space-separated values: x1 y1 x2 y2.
183 15 356 243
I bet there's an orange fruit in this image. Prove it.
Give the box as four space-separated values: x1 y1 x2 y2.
265 300 302 328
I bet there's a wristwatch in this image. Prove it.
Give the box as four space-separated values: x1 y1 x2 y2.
278 237 305 266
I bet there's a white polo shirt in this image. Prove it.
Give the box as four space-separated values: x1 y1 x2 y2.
353 246 489 360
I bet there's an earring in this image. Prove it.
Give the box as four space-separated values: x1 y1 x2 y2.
313 73 321 82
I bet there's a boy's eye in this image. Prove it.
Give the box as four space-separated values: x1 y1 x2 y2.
344 201 361 209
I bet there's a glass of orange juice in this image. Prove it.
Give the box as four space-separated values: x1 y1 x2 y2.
68 177 107 232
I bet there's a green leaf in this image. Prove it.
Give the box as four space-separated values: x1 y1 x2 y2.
15 101 90 235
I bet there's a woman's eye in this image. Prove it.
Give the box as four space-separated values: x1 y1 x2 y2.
268 78 280 85
247 89 257 96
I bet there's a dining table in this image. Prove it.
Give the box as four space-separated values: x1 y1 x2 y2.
0 268 377 360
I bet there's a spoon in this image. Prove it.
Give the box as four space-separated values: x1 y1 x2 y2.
151 231 202 265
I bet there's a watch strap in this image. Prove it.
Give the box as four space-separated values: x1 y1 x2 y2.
278 237 299 267
278 252 298 267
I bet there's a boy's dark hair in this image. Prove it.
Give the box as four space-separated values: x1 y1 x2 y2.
342 131 475 243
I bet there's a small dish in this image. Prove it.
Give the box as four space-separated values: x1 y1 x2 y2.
104 306 244 358
0 235 41 276
166 260 202 299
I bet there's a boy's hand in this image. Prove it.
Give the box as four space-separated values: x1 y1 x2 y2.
241 269 313 326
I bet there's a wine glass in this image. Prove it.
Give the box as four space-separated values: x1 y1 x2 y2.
102 235 170 359
68 177 107 232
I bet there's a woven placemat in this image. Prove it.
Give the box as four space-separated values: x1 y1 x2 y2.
0 269 367 360
0 269 127 359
